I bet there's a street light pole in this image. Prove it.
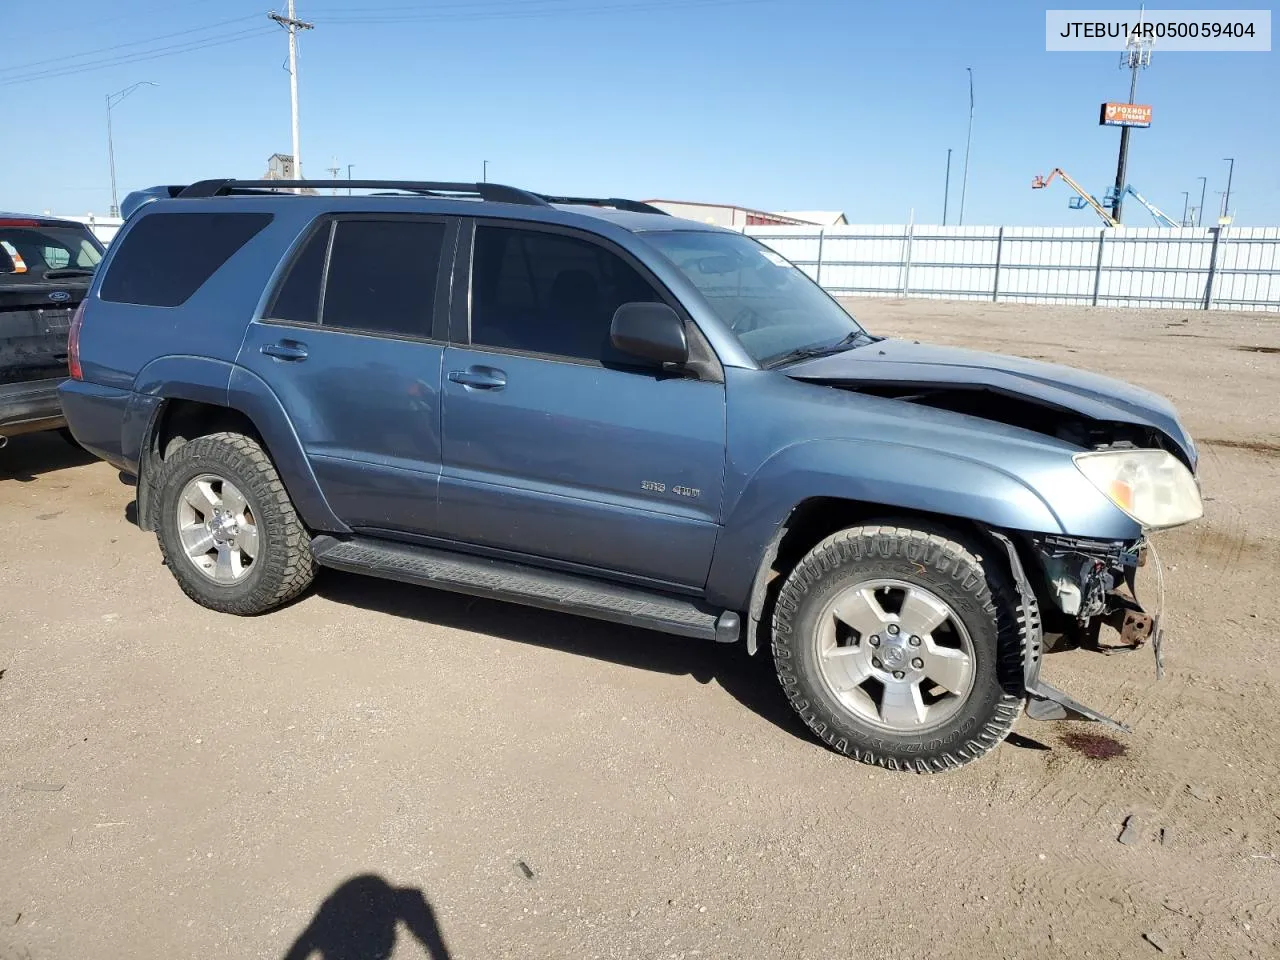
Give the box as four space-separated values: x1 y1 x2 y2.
958 68 973 225
483 160 488 183
1196 176 1207 227
346 164 354 196
942 147 952 226
1222 157 1235 220
106 81 158 217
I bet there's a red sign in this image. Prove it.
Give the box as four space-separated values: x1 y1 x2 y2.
1100 102 1152 127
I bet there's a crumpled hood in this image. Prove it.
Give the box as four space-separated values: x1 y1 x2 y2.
785 338 1196 466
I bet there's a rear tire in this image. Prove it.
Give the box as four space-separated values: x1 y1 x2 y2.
771 524 1023 773
153 431 316 615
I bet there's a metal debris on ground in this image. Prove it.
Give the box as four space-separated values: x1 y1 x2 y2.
19 781 65 792
514 860 534 880
1118 814 1142 845
1142 931 1167 952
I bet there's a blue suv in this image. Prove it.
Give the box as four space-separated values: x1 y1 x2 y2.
59 179 1203 772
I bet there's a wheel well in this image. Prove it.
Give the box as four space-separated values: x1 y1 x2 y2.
152 399 260 461
745 497 994 655
772 497 988 577
135 399 264 532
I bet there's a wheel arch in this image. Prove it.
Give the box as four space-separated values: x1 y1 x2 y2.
132 368 347 536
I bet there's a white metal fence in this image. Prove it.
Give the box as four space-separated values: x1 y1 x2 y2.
743 224 1280 312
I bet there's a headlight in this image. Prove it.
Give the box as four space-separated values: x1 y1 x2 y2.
1073 448 1203 530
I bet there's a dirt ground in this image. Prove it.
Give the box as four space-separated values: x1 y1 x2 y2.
2 299 1278 960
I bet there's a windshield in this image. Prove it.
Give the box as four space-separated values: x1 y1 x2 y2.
0 222 103 280
644 230 865 366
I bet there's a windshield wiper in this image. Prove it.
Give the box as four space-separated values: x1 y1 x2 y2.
766 330 874 369
42 267 96 278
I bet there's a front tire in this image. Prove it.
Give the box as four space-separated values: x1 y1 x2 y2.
153 431 316 615
772 524 1023 773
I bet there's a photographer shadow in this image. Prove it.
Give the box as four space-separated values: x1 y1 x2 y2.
283 874 451 960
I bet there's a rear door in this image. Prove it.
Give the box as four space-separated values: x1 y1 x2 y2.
0 218 103 386
237 214 456 535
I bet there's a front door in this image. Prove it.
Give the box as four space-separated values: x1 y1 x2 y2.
237 214 455 535
437 222 726 590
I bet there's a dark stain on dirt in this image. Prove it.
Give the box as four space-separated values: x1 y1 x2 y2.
1201 437 1280 457
1234 345 1280 354
1061 730 1127 760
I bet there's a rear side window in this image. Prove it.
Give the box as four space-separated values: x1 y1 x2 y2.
100 212 272 307
265 218 444 338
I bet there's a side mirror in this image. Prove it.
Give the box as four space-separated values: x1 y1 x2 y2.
610 302 689 366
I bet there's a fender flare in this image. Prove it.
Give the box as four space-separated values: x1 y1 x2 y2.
128 356 347 534
707 438 1069 648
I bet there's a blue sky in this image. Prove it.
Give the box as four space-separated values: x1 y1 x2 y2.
4 0 1276 225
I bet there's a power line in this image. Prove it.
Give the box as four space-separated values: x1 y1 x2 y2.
0 29 277 87
0 14 261 76
312 0 784 23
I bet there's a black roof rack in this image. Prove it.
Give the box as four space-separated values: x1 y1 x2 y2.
176 179 549 206
537 195 670 216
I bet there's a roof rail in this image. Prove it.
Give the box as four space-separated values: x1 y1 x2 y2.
538 195 670 216
175 179 550 207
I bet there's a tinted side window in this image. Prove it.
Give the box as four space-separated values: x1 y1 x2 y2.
320 219 444 338
470 226 661 362
101 212 272 307
266 223 331 324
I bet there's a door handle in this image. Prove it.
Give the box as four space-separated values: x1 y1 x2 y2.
448 366 507 390
261 340 309 361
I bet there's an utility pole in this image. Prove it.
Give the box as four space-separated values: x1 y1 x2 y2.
1180 191 1189 226
1196 176 1207 227
105 81 158 217
942 147 952 225
1110 18 1152 224
1222 157 1235 221
326 157 340 195
483 160 489 183
958 68 973 225
269 1 313 181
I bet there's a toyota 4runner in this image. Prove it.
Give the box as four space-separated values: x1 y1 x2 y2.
58 179 1204 772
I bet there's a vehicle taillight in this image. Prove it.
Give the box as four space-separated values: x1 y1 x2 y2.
68 300 86 381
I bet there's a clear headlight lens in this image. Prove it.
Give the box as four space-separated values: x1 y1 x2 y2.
1073 448 1203 530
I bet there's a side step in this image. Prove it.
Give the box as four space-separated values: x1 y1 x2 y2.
311 535 737 642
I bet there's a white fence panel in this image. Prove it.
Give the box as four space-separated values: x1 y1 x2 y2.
743 223 1280 313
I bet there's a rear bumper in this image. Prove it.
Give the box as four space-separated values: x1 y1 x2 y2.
57 379 134 471
0 377 66 437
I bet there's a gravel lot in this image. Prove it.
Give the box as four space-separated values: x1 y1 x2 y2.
2 298 1278 960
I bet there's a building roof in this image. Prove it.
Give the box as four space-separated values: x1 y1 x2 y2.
641 199 811 225
771 210 848 226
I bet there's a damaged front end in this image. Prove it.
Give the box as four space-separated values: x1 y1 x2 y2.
992 530 1168 733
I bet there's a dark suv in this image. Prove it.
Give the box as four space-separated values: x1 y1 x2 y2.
59 179 1203 772
1 214 105 443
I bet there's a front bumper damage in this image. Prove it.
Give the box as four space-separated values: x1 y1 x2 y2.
990 530 1165 733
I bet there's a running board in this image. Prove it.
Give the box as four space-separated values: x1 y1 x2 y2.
311 535 737 642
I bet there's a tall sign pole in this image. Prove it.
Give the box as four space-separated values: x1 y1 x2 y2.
958 68 973 225
1110 20 1152 224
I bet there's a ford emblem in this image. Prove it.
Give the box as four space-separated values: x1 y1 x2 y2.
48 291 71 303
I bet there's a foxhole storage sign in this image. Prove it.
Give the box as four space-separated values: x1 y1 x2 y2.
1099 102 1153 127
